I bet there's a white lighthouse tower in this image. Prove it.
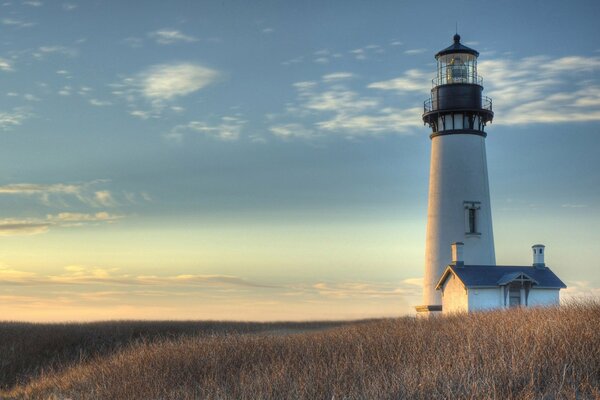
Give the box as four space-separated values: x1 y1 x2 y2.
416 34 496 315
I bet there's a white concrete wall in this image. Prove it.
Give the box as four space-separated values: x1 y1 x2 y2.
528 288 560 306
468 288 503 311
422 134 496 307
441 273 468 313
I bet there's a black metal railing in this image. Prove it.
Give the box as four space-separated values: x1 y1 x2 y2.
424 96 493 113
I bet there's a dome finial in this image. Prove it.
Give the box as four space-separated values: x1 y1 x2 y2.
453 33 461 43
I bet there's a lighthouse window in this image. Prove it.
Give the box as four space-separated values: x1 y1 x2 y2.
468 208 476 233
464 201 481 235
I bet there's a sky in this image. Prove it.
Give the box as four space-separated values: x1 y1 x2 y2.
0 0 599 321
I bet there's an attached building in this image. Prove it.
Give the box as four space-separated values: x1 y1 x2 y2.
436 243 566 313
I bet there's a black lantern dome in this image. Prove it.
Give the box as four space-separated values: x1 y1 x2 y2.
423 34 493 138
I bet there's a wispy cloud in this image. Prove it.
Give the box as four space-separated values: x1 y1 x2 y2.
322 72 355 82
404 48 427 55
0 219 51 236
368 69 431 93
34 45 78 58
563 280 600 300
89 99 112 107
22 0 43 6
46 211 123 223
479 55 600 124
0 265 275 288
0 211 122 236
149 29 198 45
0 180 124 208
269 123 315 139
113 62 220 117
348 44 384 61
0 58 13 71
1 18 35 28
367 54 600 126
0 108 31 130
269 77 422 139
166 116 245 141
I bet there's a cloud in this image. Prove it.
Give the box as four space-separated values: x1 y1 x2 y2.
0 109 30 130
94 190 117 207
348 44 384 61
166 116 245 141
138 63 218 101
269 123 315 139
34 45 78 58
89 99 112 107
478 55 600 125
113 63 220 117
0 58 13 71
62 3 77 10
22 0 43 6
46 212 123 223
0 265 275 288
0 211 123 236
367 54 600 126
0 219 50 236
305 278 423 300
281 56 304 66
404 48 427 55
322 72 355 82
269 78 422 139
1 18 35 28
563 280 600 300
149 29 198 45
122 37 143 48
261 27 274 34
0 180 129 208
368 69 431 93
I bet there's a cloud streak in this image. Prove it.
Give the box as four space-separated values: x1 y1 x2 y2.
149 29 198 45
166 116 245 141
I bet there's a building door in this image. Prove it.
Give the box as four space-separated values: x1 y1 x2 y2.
509 285 521 307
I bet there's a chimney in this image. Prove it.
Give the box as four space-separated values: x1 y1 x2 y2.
451 242 464 266
532 244 545 268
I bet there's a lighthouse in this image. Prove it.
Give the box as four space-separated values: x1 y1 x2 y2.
416 34 496 314
416 35 565 314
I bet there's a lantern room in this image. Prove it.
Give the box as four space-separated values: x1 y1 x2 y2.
434 34 480 86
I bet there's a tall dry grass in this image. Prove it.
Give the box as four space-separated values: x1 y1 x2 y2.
2 302 600 399
0 320 347 391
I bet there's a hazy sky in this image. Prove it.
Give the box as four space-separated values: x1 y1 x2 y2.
0 0 599 321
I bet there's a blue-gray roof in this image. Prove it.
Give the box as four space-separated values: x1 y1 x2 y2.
435 34 480 59
436 265 567 290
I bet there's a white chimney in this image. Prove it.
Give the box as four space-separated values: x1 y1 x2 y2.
451 242 464 266
532 244 545 268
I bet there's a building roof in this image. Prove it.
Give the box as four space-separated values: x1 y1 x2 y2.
436 264 567 290
435 34 480 59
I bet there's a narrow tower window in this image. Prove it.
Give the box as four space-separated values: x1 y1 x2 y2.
468 208 476 233
464 201 481 235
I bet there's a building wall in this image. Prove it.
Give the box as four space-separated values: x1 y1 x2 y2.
467 288 503 311
441 273 468 313
528 288 560 306
423 134 496 308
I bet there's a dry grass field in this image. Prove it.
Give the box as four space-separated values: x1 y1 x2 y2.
1 302 599 399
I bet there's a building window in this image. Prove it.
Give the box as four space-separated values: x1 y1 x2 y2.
464 201 481 235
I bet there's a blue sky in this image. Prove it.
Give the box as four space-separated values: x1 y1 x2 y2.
0 0 599 321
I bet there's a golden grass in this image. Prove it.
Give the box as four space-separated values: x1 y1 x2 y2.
2 302 599 399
